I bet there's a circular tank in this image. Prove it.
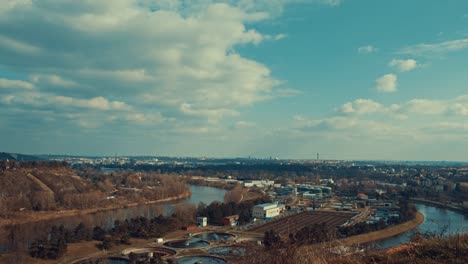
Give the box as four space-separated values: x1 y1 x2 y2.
122 247 176 257
163 238 210 249
176 255 227 264
208 246 247 257
193 232 236 242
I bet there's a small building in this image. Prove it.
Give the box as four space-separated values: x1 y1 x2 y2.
223 215 239 226
252 203 281 219
197 217 208 227
357 193 368 200
182 225 197 231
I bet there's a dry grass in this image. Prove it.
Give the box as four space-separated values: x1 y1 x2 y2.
232 233 468 264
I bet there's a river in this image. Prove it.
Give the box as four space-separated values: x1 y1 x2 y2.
371 204 468 249
185 185 226 205
0 185 227 253
162 185 227 215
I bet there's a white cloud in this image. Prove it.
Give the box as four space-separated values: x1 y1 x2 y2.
180 103 240 122
358 45 378 54
401 99 447 115
274 34 287 40
375 74 397 93
0 34 41 55
314 0 343 7
264 33 287 41
30 74 77 87
399 38 468 56
388 59 418 72
337 95 468 118
338 99 385 114
293 93 468 146
0 78 34 89
235 121 256 129
4 92 130 111
0 0 300 129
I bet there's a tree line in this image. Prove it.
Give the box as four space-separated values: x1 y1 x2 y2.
196 196 272 225
28 211 193 260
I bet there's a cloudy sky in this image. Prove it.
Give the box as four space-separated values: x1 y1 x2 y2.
1 0 468 161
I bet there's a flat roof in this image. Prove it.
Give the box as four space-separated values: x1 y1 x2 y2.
254 203 278 208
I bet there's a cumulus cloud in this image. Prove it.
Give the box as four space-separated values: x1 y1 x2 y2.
358 45 378 54
337 95 468 118
375 74 398 93
0 0 305 134
338 99 384 115
294 93 468 145
389 59 418 72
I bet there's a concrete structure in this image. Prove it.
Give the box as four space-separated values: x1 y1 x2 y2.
197 217 207 227
252 203 281 219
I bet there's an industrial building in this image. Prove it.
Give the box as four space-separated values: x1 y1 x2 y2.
252 203 283 219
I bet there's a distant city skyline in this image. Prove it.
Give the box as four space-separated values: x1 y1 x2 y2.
1 0 468 161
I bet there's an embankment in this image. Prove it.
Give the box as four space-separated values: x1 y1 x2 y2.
0 189 191 252
335 211 424 246
0 188 191 228
411 198 468 215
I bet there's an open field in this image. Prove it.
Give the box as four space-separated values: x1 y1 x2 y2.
249 211 356 236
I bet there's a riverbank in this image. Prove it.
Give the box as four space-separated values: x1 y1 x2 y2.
411 198 468 215
334 211 425 247
0 188 192 228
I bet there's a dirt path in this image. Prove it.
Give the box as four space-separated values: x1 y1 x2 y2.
25 173 54 195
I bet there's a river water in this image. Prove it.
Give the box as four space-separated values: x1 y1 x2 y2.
371 204 468 249
185 185 226 205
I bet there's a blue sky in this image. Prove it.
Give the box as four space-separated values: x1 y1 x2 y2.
1 0 468 161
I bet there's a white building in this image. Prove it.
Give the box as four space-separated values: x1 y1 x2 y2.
197 217 207 227
243 180 275 188
252 203 281 219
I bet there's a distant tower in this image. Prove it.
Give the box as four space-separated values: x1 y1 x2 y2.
317 152 320 161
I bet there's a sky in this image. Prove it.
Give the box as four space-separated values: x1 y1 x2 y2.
1 0 468 161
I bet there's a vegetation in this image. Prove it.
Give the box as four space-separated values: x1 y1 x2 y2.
196 196 272 225
0 162 188 213
236 233 468 264
29 209 194 259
